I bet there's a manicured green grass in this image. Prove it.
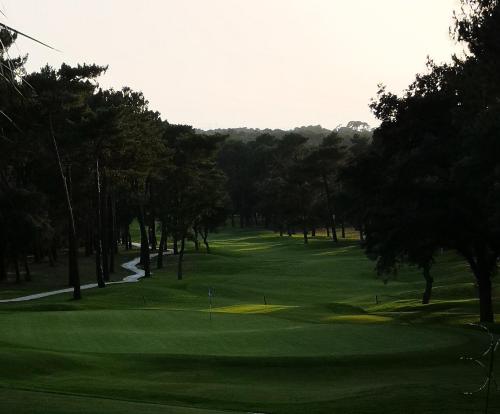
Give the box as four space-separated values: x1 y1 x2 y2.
0 228 498 413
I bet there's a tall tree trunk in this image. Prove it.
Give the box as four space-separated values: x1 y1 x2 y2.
422 265 433 304
322 174 338 242
95 230 105 288
101 169 109 282
173 235 178 255
157 222 167 269
331 217 338 242
311 227 316 237
121 227 127 247
123 225 132 250
0 249 6 281
303 227 308 244
148 226 153 250
478 276 494 323
341 219 346 239
177 235 186 280
202 227 210 253
23 255 31 282
164 233 168 262
326 227 330 237
468 255 494 323
51 120 81 299
149 217 157 252
95 159 105 289
65 165 77 287
138 204 150 278
109 196 116 274
193 226 200 251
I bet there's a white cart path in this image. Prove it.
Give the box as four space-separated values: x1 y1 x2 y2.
0 243 169 303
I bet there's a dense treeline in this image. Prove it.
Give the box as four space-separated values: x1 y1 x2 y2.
217 128 370 236
0 31 228 298
200 122 372 146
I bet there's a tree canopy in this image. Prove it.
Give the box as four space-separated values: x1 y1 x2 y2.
350 0 500 321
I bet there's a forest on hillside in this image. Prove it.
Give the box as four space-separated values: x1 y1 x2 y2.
198 121 373 146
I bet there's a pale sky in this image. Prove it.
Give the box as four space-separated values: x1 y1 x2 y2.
1 0 460 130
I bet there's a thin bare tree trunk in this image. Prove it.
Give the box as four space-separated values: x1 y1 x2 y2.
101 168 110 282
193 226 200 251
149 217 157 252
322 174 338 242
51 119 81 299
0 248 6 281
157 222 167 269
95 159 105 288
23 255 31 282
202 227 210 253
177 235 185 280
422 265 433 304
109 194 117 274
138 204 150 278
173 235 178 255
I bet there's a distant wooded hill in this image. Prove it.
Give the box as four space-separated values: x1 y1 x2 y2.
197 121 373 146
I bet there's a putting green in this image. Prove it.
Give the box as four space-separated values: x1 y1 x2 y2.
0 308 467 357
209 303 295 314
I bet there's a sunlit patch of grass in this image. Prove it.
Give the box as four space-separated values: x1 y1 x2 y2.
313 246 358 256
325 314 393 324
208 304 296 314
234 244 283 252
366 298 480 314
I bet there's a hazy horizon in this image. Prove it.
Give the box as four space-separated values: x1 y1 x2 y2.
2 0 460 130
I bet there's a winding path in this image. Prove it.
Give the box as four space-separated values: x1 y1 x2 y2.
0 243 170 303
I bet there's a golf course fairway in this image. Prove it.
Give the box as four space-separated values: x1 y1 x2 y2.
0 229 497 413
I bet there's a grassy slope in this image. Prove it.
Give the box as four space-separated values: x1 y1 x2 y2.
0 228 497 413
